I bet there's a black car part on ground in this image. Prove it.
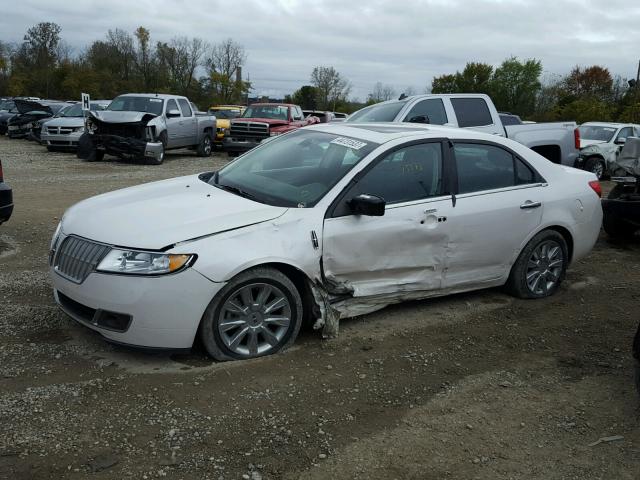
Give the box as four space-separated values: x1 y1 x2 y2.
78 113 154 161
0 160 13 225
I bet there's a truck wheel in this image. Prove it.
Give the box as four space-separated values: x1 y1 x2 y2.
86 149 105 162
505 230 568 299
585 157 605 180
197 133 213 157
198 267 303 361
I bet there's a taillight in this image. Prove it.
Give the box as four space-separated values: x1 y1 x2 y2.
589 180 602 198
574 128 580 150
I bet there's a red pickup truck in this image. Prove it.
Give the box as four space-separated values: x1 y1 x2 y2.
224 103 320 156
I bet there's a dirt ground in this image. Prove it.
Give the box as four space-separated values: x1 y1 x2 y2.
0 136 639 480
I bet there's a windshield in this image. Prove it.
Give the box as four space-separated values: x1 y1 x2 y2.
0 100 14 111
210 109 241 119
208 129 379 207
107 96 164 115
579 125 617 142
242 105 289 120
347 100 408 123
58 103 106 117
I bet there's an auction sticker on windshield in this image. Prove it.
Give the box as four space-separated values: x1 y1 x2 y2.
330 137 368 150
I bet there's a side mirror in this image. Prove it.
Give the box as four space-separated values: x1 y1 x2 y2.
348 194 386 216
166 109 181 118
616 137 626 145
408 115 430 124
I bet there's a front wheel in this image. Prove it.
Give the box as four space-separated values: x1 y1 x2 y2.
145 133 166 165
585 157 605 180
505 230 568 299
199 267 303 361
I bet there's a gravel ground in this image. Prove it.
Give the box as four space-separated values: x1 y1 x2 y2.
0 136 639 480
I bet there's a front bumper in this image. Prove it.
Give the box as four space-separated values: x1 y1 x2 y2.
7 124 31 138
81 134 164 161
51 265 224 349
0 182 13 224
42 131 83 148
223 136 264 153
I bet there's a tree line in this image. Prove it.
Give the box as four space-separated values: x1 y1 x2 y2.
1 23 639 122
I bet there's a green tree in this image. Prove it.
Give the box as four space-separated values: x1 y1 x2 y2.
310 66 351 110
205 38 249 104
431 63 493 94
491 57 542 116
291 85 318 109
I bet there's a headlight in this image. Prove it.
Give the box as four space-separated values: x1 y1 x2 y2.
97 249 195 275
49 222 62 265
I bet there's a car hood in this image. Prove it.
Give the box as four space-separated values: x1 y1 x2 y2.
90 110 158 124
62 174 288 249
14 99 53 115
44 116 85 128
580 139 606 149
233 118 290 127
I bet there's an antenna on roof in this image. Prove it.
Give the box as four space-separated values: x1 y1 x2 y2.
398 93 407 100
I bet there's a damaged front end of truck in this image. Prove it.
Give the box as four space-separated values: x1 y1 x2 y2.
78 111 165 163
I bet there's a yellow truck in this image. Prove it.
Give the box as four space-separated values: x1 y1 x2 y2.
208 105 245 147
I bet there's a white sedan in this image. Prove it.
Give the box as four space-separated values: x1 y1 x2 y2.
50 123 602 360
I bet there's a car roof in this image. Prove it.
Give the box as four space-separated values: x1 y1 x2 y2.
307 122 496 144
117 93 184 100
581 122 638 128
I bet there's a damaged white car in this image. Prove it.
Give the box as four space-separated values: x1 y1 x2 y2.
50 123 603 360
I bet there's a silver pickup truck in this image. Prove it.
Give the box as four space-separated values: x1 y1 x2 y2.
78 94 216 165
347 94 580 167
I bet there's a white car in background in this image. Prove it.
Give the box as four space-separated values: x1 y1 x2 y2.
576 122 640 179
49 123 602 360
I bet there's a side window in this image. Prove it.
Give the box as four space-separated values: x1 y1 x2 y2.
404 99 447 125
451 98 493 128
177 98 192 117
166 99 179 116
350 143 443 205
617 127 632 142
454 143 535 194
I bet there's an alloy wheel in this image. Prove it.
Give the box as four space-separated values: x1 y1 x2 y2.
204 137 212 155
591 161 604 179
217 282 292 357
525 240 564 295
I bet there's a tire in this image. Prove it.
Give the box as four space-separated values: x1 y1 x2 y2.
585 157 605 180
196 132 213 157
603 215 637 239
85 149 105 162
199 267 303 361
505 230 568 299
145 132 166 165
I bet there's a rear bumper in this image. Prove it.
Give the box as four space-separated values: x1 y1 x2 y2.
0 182 13 224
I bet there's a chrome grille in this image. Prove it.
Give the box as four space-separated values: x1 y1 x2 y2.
54 236 111 284
230 121 269 139
47 126 59 134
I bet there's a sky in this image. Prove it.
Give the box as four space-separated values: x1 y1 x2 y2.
2 0 640 100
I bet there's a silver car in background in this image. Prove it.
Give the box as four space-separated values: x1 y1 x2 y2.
41 100 111 151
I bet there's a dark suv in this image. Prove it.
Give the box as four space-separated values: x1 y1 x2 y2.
0 160 13 225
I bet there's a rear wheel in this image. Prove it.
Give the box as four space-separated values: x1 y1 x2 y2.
196 132 213 157
506 230 568 299
585 156 605 180
199 267 303 361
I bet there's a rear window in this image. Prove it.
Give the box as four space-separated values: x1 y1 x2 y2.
451 98 493 128
347 101 408 123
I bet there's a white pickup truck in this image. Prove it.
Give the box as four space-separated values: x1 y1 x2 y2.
347 94 580 167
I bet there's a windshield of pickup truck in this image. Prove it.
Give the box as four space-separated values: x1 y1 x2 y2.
208 129 378 208
242 105 289 120
579 125 617 142
58 103 105 117
107 96 164 115
346 100 408 123
209 109 241 119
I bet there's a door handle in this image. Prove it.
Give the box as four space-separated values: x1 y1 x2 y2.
520 201 542 209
